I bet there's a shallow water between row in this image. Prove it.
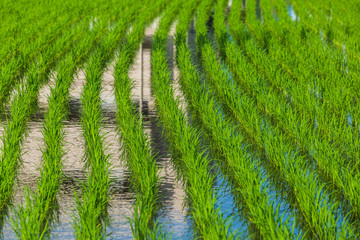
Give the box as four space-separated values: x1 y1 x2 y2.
0 14 251 239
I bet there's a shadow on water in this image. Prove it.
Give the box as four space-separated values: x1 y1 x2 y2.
140 27 193 239
146 110 193 239
0 18 191 239
256 0 262 20
0 72 135 239
0 206 10 239
241 0 247 23
0 11 279 239
185 11 250 238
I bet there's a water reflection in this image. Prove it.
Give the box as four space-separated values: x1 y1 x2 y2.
136 21 192 238
287 4 299 21
215 176 246 238
0 66 136 238
347 112 352 127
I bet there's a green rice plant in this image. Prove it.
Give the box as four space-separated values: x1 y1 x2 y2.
264 0 360 150
259 0 352 117
75 70 111 239
174 0 202 59
0 2 53 55
232 0 360 177
256 0 360 130
0 14 84 114
0 17 54 65
10 11 114 239
227 2 360 225
0 0 83 67
227 0 244 46
74 49 112 240
290 0 360 62
175 27 295 239
0 0 123 113
224 39 360 230
114 50 164 240
153 0 183 45
0 21 89 237
149 2 236 238
195 12 356 236
110 0 174 238
73 3 143 238
206 46 355 239
194 0 215 39
213 0 230 59
151 47 235 240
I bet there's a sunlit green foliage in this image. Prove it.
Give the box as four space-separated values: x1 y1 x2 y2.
114 0 171 238
1 0 359 239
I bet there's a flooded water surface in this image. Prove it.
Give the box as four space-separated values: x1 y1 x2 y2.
0 17 198 240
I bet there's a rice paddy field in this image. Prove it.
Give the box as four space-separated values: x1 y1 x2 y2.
1 0 360 239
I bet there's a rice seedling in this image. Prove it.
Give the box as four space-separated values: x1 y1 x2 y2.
0 14 84 114
233 0 354 160
0 0 85 66
262 10 350 123
148 1 236 239
290 0 360 60
195 5 356 237
112 0 175 238
267 0 360 141
10 10 115 238
176 10 295 238
0 23 88 198
73 2 143 238
0 21 89 237
203 44 356 239
224 39 360 228
0 0 127 112
251 0 360 129
225 2 360 226
115 52 164 239
0 18 55 65
75 53 112 239
152 48 235 240
258 0 352 113
1 0 359 238
213 0 229 59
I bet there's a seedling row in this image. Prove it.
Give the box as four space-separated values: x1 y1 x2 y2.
1 0 359 239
